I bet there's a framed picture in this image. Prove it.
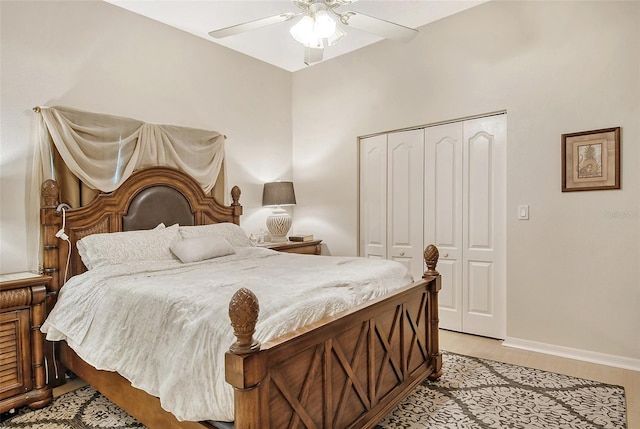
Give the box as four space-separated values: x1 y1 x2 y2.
561 127 621 192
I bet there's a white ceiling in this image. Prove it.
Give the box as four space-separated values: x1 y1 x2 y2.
104 1 485 72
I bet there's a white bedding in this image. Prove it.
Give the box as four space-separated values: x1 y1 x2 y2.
42 247 413 422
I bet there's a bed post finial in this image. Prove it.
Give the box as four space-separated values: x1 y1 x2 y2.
228 287 260 354
231 185 241 206
230 185 242 223
424 244 439 276
42 179 59 207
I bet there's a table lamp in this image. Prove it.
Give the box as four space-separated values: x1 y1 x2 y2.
262 181 296 242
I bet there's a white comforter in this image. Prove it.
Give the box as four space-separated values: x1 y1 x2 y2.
42 247 412 422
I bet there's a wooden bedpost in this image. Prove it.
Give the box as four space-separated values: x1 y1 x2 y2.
41 179 68 387
424 244 443 380
230 185 243 225
226 288 266 428
41 179 61 294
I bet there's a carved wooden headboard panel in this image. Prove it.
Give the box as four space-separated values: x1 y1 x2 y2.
41 166 242 300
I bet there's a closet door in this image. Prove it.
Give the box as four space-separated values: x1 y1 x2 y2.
360 134 388 259
387 129 424 281
462 115 506 339
424 114 506 339
424 122 464 332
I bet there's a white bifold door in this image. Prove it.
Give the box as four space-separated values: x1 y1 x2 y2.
360 129 425 281
424 115 506 339
360 114 506 339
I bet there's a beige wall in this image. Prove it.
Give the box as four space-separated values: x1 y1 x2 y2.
0 0 292 272
291 1 639 362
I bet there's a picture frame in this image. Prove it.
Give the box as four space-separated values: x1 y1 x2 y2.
561 127 620 192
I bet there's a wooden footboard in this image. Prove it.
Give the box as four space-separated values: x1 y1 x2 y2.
226 246 442 429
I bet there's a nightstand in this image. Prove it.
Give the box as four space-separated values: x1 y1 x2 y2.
259 240 322 255
0 272 53 412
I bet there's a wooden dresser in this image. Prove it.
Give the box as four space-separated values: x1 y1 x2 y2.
0 273 53 412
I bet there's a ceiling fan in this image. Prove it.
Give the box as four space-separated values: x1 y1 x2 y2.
208 0 418 65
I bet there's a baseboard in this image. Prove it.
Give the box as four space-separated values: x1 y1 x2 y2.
502 337 640 372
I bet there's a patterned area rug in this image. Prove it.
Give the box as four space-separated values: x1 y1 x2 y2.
0 384 143 428
378 352 626 429
1 352 626 429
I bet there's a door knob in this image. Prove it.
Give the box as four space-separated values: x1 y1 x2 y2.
400 251 405 256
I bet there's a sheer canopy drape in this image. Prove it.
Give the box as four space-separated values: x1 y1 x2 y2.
28 105 227 272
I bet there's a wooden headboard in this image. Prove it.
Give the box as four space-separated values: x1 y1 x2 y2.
41 166 242 300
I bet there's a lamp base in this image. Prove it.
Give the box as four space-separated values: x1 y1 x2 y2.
266 209 292 243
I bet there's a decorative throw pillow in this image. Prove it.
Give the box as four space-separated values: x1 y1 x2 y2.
171 236 235 263
77 224 180 269
178 223 254 248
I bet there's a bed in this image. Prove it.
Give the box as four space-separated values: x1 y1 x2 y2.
40 166 442 428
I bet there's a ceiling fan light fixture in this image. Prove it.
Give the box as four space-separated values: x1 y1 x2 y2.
314 10 336 38
289 5 343 49
290 15 315 44
209 0 419 67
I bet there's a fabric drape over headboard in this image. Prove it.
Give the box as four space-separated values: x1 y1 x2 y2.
28 105 227 272
36 106 225 193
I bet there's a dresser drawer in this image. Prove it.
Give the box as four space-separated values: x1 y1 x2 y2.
0 309 32 401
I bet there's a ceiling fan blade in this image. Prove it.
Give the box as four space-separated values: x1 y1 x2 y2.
339 11 418 42
326 0 359 6
304 47 324 66
209 12 297 39
293 0 314 9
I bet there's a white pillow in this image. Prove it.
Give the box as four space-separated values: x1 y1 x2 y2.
171 236 235 263
179 223 254 248
77 224 180 269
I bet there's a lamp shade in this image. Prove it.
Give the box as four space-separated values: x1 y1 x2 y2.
262 181 296 207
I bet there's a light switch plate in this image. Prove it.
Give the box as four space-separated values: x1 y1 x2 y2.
517 205 529 220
